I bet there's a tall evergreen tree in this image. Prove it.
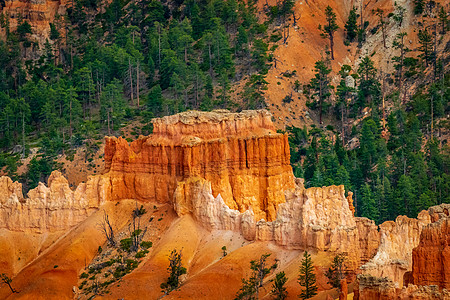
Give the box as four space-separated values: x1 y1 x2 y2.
309 60 332 124
319 6 339 60
344 7 358 42
298 251 318 300
360 183 379 220
417 29 434 67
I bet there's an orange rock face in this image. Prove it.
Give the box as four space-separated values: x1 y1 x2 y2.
412 206 450 289
104 110 294 221
0 0 66 40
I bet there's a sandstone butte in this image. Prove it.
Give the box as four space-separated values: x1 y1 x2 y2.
0 109 449 299
103 109 294 222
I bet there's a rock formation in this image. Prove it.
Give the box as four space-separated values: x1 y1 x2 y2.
412 205 450 289
360 212 432 287
354 274 450 300
104 110 294 221
0 171 106 232
360 204 450 289
173 174 378 272
1 108 448 298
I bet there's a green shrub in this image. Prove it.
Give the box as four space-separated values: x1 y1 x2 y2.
120 238 132 252
140 241 153 249
80 272 88 279
135 250 149 258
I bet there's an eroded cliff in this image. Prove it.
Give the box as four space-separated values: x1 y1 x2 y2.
173 174 377 273
412 205 450 289
104 110 294 221
0 170 107 232
360 212 432 287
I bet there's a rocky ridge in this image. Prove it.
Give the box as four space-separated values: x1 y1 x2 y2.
354 274 450 300
360 211 432 287
0 170 108 232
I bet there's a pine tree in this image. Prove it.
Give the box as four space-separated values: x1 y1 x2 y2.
319 6 339 60
438 6 448 34
271 272 288 300
392 32 408 88
325 253 347 288
418 29 434 67
235 253 276 300
360 183 379 221
309 60 332 124
160 249 187 295
357 56 381 109
298 251 318 299
396 175 415 217
414 0 424 15
344 7 358 42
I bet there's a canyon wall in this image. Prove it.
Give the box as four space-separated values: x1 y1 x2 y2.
104 110 294 221
0 170 107 232
412 205 450 289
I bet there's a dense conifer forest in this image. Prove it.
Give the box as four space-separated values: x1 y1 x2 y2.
0 0 448 223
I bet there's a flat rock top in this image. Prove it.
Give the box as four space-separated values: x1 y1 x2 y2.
150 109 278 143
152 109 272 125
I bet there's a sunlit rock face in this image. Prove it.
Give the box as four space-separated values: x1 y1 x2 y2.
173 175 378 274
0 171 106 232
412 205 450 290
103 110 294 221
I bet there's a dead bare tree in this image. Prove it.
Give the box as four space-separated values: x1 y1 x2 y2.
99 211 115 247
1 273 18 293
129 202 147 252
283 25 290 44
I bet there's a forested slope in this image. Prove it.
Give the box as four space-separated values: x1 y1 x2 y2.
0 0 448 222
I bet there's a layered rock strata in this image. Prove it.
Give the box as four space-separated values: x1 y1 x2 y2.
104 110 294 221
0 171 107 232
412 205 450 289
354 274 450 300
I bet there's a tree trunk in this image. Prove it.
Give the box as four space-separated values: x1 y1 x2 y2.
330 33 334 60
208 43 213 77
69 98 73 136
129 58 134 105
22 112 25 158
158 24 161 66
136 60 140 107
